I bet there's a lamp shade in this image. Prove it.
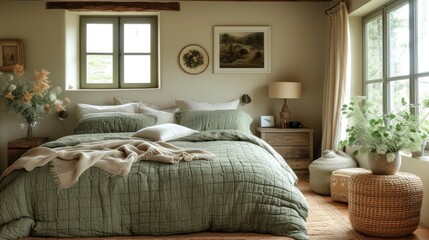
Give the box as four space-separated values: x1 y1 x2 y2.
268 82 301 99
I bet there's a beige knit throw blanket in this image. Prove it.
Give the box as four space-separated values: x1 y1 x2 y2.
0 139 215 190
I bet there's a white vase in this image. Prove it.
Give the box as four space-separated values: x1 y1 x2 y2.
368 152 401 175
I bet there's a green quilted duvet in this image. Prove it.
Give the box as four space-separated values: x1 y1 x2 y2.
0 130 308 239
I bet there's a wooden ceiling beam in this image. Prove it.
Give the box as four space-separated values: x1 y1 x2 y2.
45 1 180 12
181 0 329 1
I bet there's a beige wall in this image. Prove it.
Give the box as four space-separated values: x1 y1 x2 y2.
401 156 429 227
0 1 328 172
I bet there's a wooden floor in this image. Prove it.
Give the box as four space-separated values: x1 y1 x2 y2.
297 174 429 239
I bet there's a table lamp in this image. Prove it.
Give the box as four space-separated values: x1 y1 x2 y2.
268 82 301 128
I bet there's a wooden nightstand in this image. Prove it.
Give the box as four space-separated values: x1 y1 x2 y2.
256 127 314 174
7 137 49 166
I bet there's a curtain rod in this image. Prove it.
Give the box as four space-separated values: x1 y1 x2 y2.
325 1 344 15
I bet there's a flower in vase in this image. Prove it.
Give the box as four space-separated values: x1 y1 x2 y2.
0 64 71 138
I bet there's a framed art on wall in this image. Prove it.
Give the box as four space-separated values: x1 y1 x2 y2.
0 39 24 72
214 26 271 74
179 44 209 75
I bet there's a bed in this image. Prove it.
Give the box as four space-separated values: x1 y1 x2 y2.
0 101 309 240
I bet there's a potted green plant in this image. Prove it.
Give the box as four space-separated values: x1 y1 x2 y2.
339 96 429 175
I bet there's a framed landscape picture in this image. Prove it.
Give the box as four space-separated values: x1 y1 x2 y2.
0 39 24 72
214 26 270 73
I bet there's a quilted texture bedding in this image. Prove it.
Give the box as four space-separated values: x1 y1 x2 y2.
0 130 308 240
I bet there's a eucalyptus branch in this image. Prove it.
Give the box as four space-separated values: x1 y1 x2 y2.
340 96 429 155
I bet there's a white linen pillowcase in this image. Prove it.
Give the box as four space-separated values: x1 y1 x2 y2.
113 97 160 109
175 98 240 111
133 123 198 142
138 105 177 125
75 103 138 120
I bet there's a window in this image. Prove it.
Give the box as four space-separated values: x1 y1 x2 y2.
363 0 429 133
80 16 158 89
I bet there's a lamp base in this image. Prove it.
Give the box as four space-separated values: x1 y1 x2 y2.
279 99 290 128
279 111 290 128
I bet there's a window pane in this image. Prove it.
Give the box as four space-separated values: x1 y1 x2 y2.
366 82 383 118
417 0 429 73
389 79 409 112
418 77 429 132
388 4 409 77
86 55 113 84
366 16 383 81
87 24 113 53
124 55 151 83
124 24 151 53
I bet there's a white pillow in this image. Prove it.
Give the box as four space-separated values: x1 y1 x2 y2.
138 105 176 125
162 107 180 113
113 97 160 109
175 98 240 111
133 123 198 142
76 103 138 120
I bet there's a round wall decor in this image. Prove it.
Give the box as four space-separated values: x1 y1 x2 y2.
179 44 209 74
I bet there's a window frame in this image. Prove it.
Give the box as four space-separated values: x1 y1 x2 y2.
363 0 418 113
80 15 159 89
363 0 429 150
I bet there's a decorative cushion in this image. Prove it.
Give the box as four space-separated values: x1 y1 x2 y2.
175 110 253 134
175 98 240 111
330 168 370 203
138 105 176 125
309 150 358 195
76 103 138 120
133 123 198 142
74 112 157 134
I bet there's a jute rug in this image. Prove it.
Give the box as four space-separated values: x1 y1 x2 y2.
298 181 365 240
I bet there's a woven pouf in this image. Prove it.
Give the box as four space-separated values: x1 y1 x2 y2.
309 150 358 195
349 172 423 237
330 168 370 203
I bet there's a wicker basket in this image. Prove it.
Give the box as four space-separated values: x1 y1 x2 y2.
330 168 370 203
349 172 423 237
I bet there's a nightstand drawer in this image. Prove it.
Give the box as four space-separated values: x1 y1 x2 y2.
8 137 49 166
264 132 309 146
274 146 310 159
8 149 30 166
256 127 314 173
8 141 39 149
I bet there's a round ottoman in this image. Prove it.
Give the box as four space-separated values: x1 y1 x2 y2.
349 172 423 237
309 150 358 195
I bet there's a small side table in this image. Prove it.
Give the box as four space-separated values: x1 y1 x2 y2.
255 127 314 174
7 137 49 166
349 172 423 237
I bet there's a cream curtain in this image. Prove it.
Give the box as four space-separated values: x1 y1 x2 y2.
321 2 350 152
